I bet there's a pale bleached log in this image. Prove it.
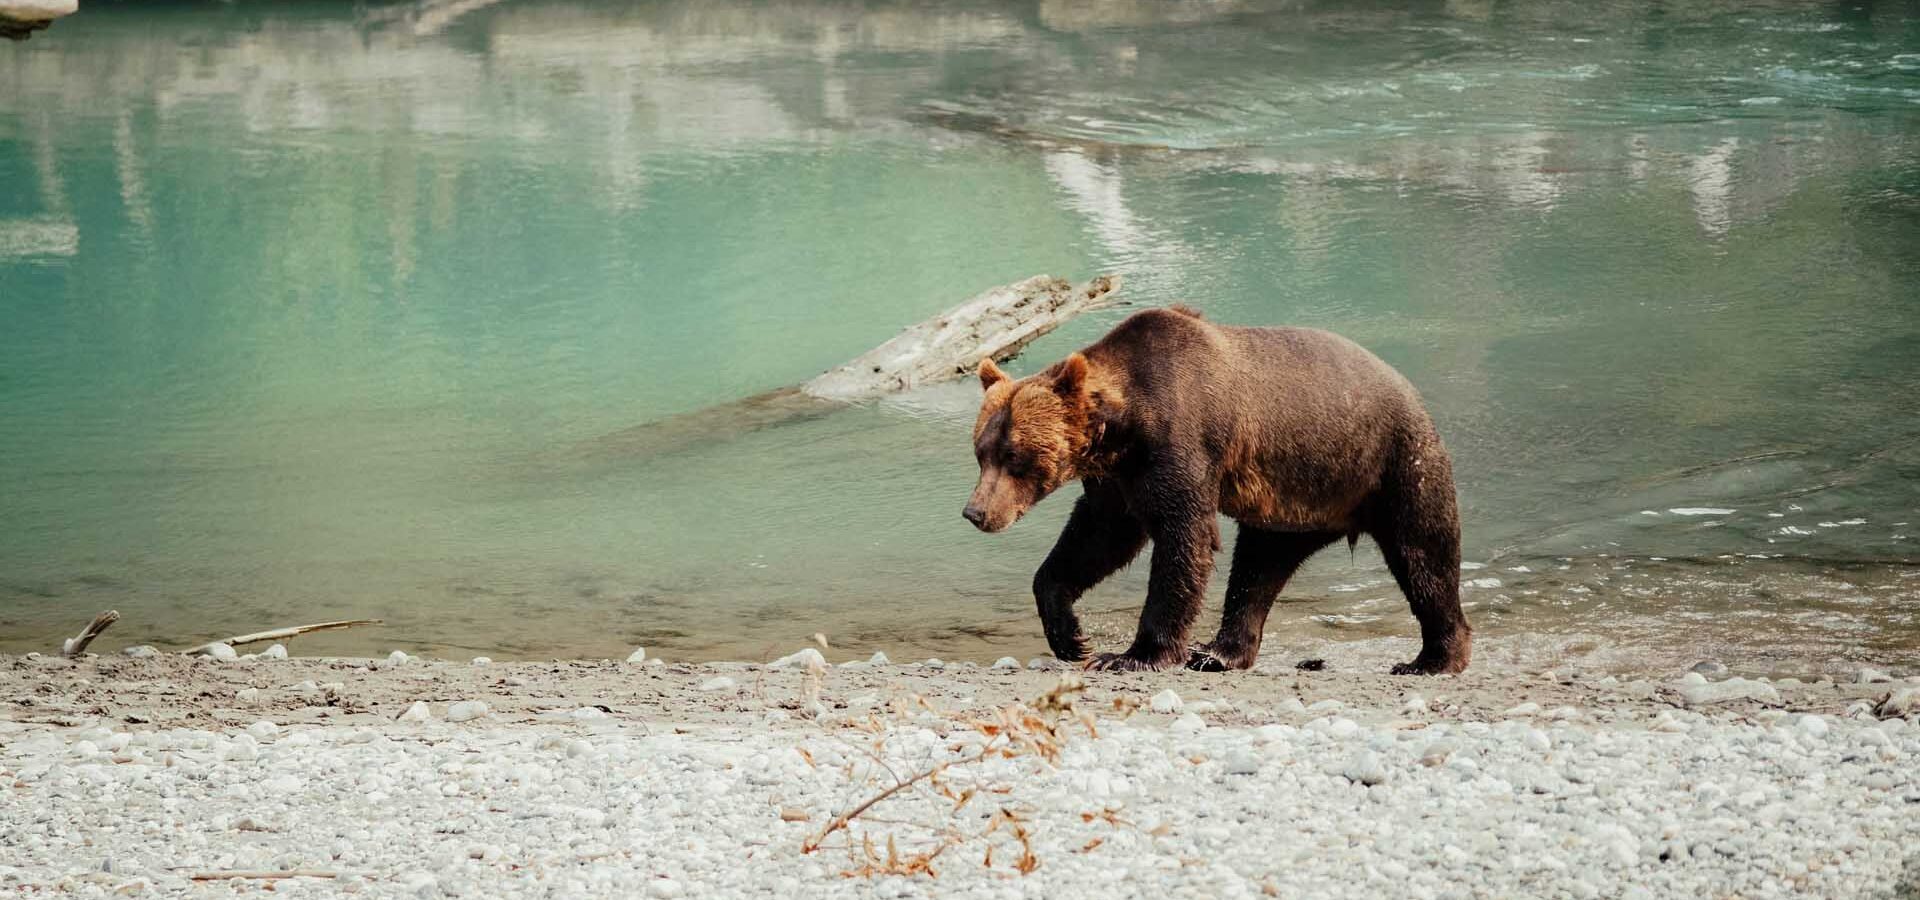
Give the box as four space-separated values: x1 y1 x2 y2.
573 274 1119 460
801 274 1119 402
60 610 119 658
180 619 382 656
0 0 77 40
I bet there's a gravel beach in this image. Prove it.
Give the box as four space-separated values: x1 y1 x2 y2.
3 645 1917 899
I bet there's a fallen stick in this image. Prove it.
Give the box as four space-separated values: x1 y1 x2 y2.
188 870 359 881
60 610 120 658
179 619 383 656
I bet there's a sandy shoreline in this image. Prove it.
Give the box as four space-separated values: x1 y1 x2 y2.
3 646 1917 898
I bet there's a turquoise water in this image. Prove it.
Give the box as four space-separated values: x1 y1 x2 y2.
3 0 1918 670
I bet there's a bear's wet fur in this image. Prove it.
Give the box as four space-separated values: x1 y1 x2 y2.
964 306 1471 674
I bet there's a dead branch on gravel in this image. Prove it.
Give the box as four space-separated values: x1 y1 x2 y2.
802 674 1124 878
179 619 383 655
60 610 119 658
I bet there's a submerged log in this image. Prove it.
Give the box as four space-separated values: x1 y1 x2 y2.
579 274 1119 459
801 274 1119 402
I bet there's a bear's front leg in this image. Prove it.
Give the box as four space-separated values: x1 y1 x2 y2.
1032 487 1148 663
1087 507 1218 672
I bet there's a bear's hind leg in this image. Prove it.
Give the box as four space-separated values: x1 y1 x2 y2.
1187 527 1339 672
1373 474 1472 675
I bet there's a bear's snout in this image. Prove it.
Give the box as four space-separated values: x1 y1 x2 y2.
962 505 988 529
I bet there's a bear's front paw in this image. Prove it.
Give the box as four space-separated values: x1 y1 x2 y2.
1085 651 1176 672
1390 654 1468 676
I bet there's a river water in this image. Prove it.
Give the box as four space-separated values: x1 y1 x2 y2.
3 0 1917 672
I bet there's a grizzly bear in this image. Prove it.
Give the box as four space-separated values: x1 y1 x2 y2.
963 306 1470 674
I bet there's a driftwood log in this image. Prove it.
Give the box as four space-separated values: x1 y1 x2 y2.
60 610 119 658
580 274 1118 459
801 274 1119 401
0 0 76 40
180 619 383 656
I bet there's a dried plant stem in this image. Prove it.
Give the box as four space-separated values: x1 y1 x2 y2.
803 743 999 854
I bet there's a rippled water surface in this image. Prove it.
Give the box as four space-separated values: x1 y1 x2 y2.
3 0 1918 671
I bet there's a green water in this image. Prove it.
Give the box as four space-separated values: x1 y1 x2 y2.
3 0 1918 670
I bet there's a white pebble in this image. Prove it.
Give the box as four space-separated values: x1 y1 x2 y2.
245 721 280 741
1325 718 1362 741
1150 690 1183 714
222 734 258 761
235 687 262 705
1342 750 1388 786
258 643 288 660
697 676 737 692
1797 715 1830 739
204 643 238 661
1856 667 1893 685
1878 687 1920 718
471 657 492 666
384 650 410 667
1403 694 1428 713
1504 702 1541 717
990 656 1020 671
869 651 891 665
626 647 648 664
1223 752 1261 775
1169 713 1206 734
398 701 433 724
447 701 489 723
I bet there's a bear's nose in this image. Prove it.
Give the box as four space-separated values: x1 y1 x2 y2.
962 505 987 528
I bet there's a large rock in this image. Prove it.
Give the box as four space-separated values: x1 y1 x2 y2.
1 0 76 40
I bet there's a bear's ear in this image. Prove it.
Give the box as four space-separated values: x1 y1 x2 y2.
1053 352 1090 398
978 357 1008 391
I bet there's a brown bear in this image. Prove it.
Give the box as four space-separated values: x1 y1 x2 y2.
963 306 1470 674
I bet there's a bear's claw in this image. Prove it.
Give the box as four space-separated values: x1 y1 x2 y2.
1185 643 1257 672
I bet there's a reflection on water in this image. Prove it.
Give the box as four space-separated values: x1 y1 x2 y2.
1 0 1917 672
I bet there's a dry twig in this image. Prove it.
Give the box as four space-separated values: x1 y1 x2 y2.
801 674 1103 877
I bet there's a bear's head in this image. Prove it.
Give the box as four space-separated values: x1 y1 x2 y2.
963 352 1106 533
